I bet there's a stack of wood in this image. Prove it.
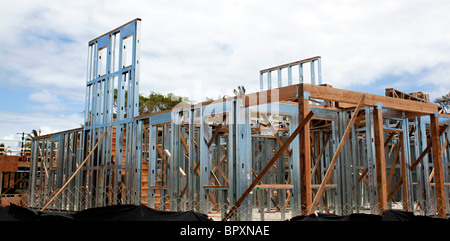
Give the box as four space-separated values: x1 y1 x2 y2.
385 88 430 103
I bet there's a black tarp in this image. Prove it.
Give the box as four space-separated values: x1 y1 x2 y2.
71 204 211 221
1 204 448 221
0 204 211 221
0 204 38 221
290 210 449 222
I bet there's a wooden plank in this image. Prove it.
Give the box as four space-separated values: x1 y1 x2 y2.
358 167 369 183
207 192 220 211
373 105 388 212
387 179 403 201
430 114 446 217
298 85 312 213
155 145 171 169
302 83 437 114
222 111 314 221
255 184 294 189
207 124 222 148
441 138 449 157
311 184 337 189
308 95 365 214
211 157 229 184
179 133 189 154
387 139 401 188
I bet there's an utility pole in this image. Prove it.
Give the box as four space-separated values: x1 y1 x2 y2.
17 132 26 157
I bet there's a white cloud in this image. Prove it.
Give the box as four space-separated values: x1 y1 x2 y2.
1 0 450 142
3 1 450 97
29 89 59 103
0 111 83 142
418 63 450 100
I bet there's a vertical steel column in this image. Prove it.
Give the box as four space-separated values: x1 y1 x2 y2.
235 97 252 220
351 115 359 213
134 119 143 205
199 106 210 214
289 114 301 216
317 57 322 85
420 116 432 213
227 100 236 218
401 117 414 211
29 139 39 208
188 108 195 210
310 59 315 85
170 111 181 210
148 121 157 208
277 68 282 88
364 107 378 213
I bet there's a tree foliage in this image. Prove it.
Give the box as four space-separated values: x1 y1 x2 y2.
435 91 450 113
139 91 190 114
112 89 189 115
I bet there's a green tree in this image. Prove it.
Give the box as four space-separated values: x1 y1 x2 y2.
435 91 450 113
112 89 189 116
139 91 190 114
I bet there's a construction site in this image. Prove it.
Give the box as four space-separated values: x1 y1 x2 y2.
3 18 449 221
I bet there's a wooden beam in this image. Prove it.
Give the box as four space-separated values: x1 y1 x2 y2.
179 133 189 154
308 95 365 214
211 156 229 184
298 85 312 213
387 139 401 188
358 168 369 187
387 179 403 201
207 124 222 148
155 145 171 169
373 105 388 212
430 114 446 217
302 83 437 114
222 111 314 221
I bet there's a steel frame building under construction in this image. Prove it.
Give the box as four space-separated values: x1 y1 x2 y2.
28 19 450 220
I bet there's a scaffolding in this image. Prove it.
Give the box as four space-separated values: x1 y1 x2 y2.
28 19 450 220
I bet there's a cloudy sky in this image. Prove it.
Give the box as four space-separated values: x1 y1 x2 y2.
1 0 450 145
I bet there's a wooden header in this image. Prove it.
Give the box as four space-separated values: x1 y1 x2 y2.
302 83 437 114
244 83 437 115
